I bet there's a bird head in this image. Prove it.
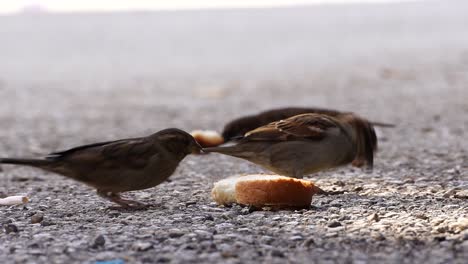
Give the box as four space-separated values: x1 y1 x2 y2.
155 128 202 156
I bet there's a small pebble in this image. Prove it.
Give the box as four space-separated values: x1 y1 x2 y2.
168 230 185 238
4 224 19 234
302 237 316 248
31 213 44 224
289 235 303 241
443 189 457 198
92 235 106 249
354 186 364 192
328 221 342 228
368 213 380 222
132 241 153 251
270 250 285 258
40 220 55 227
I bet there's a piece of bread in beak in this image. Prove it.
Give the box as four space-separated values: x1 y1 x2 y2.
190 130 225 148
212 174 318 208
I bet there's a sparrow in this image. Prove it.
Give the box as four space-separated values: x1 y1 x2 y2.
205 113 377 179
0 128 202 209
222 107 393 141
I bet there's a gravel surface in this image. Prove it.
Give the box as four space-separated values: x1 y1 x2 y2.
1 1 467 263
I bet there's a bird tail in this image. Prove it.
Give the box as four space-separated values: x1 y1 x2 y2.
353 120 377 171
0 158 53 168
339 114 377 171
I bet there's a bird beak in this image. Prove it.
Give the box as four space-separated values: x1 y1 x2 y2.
191 143 203 154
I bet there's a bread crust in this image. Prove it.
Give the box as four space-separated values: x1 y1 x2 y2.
191 130 224 147
212 174 316 208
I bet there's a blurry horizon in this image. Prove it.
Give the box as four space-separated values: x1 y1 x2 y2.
1 0 419 15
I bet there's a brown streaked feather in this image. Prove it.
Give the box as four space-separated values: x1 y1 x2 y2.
47 138 135 157
49 138 158 170
221 106 395 141
243 114 340 142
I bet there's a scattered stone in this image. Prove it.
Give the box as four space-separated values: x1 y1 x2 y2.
404 179 415 184
168 230 185 238
453 190 468 199
270 250 285 258
28 249 45 255
260 235 274 245
156 256 171 263
443 189 458 198
185 200 197 206
132 241 153 251
301 237 316 248
289 235 303 241
2 219 13 225
333 180 346 187
354 186 364 192
436 226 448 233
40 220 55 227
31 213 44 224
194 230 213 239
372 232 386 241
11 176 30 182
328 221 342 228
107 212 121 218
38 205 49 211
368 213 380 222
204 215 215 221
449 218 468 233
446 168 460 174
92 235 106 249
4 224 19 234
325 232 338 238
329 202 343 208
413 213 429 220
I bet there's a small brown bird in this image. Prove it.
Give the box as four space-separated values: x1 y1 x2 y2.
205 113 377 179
222 107 393 141
0 128 202 208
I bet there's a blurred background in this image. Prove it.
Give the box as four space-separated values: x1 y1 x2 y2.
0 0 467 154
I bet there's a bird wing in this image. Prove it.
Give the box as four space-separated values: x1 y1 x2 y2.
47 137 158 169
221 107 346 140
243 113 340 142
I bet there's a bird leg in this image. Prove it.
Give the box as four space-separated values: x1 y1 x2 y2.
97 190 148 209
